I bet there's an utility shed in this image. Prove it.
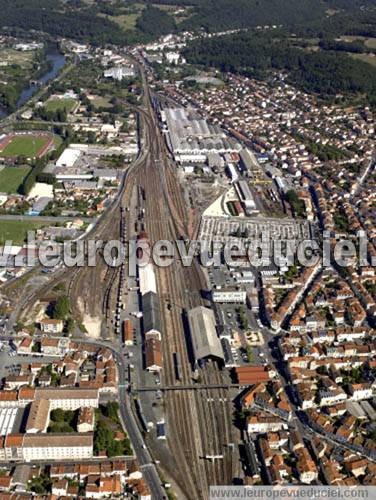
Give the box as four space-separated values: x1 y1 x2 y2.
187 306 223 362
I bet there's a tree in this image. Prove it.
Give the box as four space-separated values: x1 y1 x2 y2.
103 402 120 422
53 295 70 320
65 317 75 334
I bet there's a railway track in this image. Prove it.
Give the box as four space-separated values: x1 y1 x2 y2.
5 59 238 498
132 70 237 498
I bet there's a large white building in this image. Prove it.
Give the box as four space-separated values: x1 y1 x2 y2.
349 384 373 401
163 107 241 164
0 433 93 462
0 388 99 410
34 388 99 411
56 148 82 168
246 415 288 434
104 66 135 81
0 408 19 436
138 263 157 296
212 289 246 304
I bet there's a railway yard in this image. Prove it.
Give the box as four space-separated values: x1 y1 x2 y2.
132 90 240 497
1 35 375 500
0 62 242 499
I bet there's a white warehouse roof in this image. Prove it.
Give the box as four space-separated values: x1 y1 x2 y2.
56 148 82 168
139 262 157 296
0 407 19 436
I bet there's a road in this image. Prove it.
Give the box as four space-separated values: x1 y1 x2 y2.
256 329 376 464
351 151 375 197
0 331 167 499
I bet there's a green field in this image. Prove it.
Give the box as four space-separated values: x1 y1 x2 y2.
351 53 376 68
111 13 140 30
0 220 46 245
90 95 113 109
0 166 31 194
0 48 35 69
0 136 48 158
365 38 376 50
44 97 77 113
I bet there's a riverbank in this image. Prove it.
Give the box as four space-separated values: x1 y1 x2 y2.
0 47 66 119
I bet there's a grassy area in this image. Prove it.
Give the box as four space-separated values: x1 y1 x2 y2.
0 48 35 68
44 97 77 113
90 95 113 109
98 7 144 31
350 53 376 68
339 36 376 50
0 220 46 245
111 13 140 30
0 136 48 158
365 38 376 50
53 135 63 148
0 166 31 193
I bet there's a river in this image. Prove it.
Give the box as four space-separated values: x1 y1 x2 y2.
0 48 66 119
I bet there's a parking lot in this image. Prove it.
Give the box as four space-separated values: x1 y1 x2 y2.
0 342 59 381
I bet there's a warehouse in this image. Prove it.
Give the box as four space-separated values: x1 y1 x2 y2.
212 289 246 304
346 401 366 419
235 366 271 385
142 291 161 339
235 180 258 212
360 400 376 420
164 106 241 163
122 319 134 346
138 263 157 296
226 163 239 183
239 148 257 172
187 306 224 363
145 338 162 372
56 148 82 168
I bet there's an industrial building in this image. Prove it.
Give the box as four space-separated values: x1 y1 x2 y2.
145 338 162 372
239 148 257 173
226 163 239 183
235 180 258 213
187 306 224 363
162 107 241 164
103 65 135 81
212 289 246 304
142 291 162 339
138 262 157 296
56 148 82 168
